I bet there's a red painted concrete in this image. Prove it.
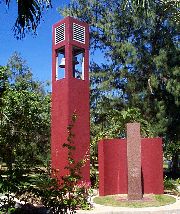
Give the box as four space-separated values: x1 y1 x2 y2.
142 138 164 194
98 138 163 196
51 17 90 182
98 139 128 196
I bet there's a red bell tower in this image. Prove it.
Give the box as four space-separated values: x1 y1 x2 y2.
51 17 90 182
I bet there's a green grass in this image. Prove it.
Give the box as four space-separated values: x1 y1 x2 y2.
93 194 176 208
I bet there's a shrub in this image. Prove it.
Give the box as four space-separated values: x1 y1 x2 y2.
164 176 178 192
0 113 92 213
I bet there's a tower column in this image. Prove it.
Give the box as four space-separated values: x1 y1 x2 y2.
51 16 90 182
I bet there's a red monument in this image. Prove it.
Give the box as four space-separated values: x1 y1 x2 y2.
51 17 90 182
98 124 164 196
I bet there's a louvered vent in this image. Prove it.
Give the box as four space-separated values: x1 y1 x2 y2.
55 23 65 44
73 23 85 44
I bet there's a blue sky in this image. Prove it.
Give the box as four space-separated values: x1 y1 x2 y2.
0 0 71 87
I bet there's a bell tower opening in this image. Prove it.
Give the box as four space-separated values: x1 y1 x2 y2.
73 47 85 80
56 47 65 80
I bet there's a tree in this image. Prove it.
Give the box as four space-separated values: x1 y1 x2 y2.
0 52 50 170
0 53 51 212
61 0 180 173
3 0 52 39
122 0 180 24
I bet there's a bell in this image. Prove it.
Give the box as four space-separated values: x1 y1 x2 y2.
59 57 79 68
59 58 65 68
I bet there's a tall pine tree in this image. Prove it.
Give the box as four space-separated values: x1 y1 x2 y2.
61 0 180 172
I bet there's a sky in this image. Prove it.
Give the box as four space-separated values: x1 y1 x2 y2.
0 0 72 88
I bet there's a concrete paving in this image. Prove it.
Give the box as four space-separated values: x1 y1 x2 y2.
77 195 180 214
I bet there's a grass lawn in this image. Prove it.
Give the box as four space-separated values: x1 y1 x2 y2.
93 194 176 208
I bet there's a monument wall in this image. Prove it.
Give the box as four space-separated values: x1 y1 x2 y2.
98 138 164 196
98 139 127 196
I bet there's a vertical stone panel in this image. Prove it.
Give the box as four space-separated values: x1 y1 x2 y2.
127 123 142 200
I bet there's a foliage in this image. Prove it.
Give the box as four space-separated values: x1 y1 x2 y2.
74 181 92 210
3 0 52 39
121 0 180 24
61 0 180 172
61 0 180 25
164 176 179 192
0 167 39 213
0 52 50 212
90 165 98 189
0 111 92 213
0 52 50 169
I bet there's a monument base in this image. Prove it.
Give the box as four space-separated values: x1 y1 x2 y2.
128 194 143 201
